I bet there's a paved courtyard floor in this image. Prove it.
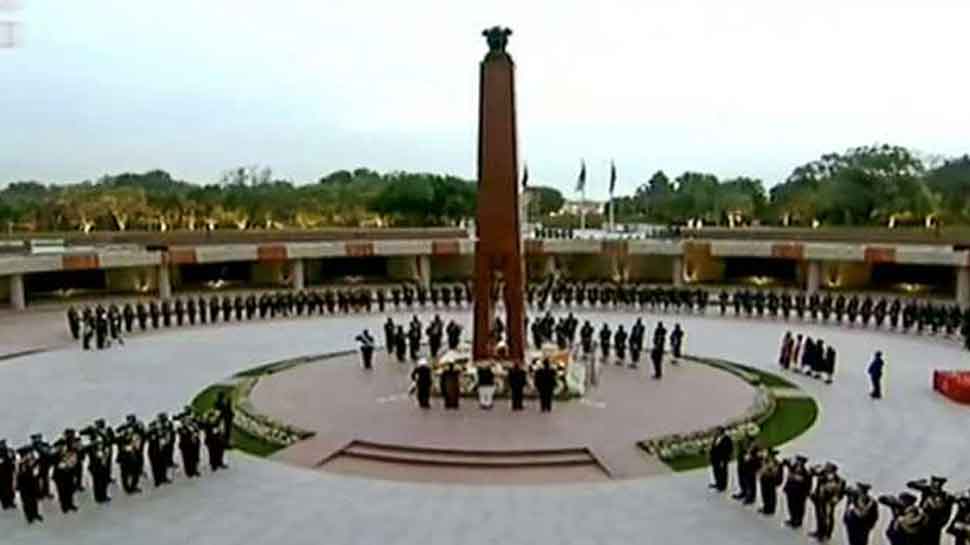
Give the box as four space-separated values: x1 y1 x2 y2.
0 306 968 544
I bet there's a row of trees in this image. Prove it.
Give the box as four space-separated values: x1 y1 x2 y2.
2 145 969 232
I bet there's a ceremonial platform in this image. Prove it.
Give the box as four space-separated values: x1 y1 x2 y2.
248 348 757 483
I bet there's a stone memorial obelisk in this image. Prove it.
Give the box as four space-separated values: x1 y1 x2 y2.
472 26 526 364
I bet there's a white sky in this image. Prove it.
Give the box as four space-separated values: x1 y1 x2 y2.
1 0 969 198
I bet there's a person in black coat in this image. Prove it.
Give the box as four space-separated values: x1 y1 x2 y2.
534 359 557 412
868 351 884 399
16 448 42 523
708 427 733 492
0 440 16 510
440 364 461 410
507 363 527 411
394 326 407 363
411 361 433 409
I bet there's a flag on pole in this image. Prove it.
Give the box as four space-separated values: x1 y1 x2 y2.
609 160 617 196
521 163 529 190
576 160 586 193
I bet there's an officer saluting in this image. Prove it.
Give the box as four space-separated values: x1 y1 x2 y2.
843 482 879 545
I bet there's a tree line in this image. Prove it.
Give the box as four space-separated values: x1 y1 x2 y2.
2 144 969 233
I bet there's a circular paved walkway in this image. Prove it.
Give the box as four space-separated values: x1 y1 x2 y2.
0 308 968 544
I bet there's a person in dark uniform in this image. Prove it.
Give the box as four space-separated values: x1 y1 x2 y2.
889 298 902 329
16 447 42 523
613 325 627 366
244 294 256 320
394 326 407 363
708 427 733 492
948 494 970 545
411 360 433 409
146 421 170 487
202 412 228 471
219 296 231 323
860 297 873 327
783 455 813 529
629 319 644 368
161 299 172 327
440 363 461 409
67 306 81 340
52 443 78 513
81 317 94 350
30 433 54 500
874 298 887 328
186 297 197 325
232 295 243 321
0 439 15 510
214 392 234 446
809 463 846 541
356 329 375 370
534 359 557 412
670 323 684 360
407 321 421 361
198 295 209 324
843 482 879 545
446 321 462 350
174 297 185 326
177 412 202 478
846 295 859 325
135 301 148 330
86 437 111 503
759 449 784 515
508 363 527 411
116 416 145 494
868 351 884 399
118 303 133 333
908 476 956 545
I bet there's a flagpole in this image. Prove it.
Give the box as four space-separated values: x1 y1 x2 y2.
580 186 586 231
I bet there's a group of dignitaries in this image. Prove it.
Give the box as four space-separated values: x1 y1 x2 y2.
708 429 970 545
0 393 234 525
65 283 473 349
778 331 840 384
527 281 970 350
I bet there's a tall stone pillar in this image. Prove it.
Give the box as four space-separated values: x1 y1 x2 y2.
806 260 822 294
415 255 431 289
158 265 172 299
672 257 684 287
472 27 526 364
957 266 970 308
291 259 306 290
9 274 25 311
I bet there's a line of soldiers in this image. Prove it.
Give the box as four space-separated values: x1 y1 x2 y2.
0 398 233 526
382 315 464 364
65 283 473 345
708 428 970 544
526 281 970 350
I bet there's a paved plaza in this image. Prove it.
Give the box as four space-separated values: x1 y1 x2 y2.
0 307 968 544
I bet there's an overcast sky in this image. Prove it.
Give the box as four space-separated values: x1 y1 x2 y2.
1 0 968 198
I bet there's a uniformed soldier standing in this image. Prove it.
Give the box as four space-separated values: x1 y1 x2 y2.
16 448 43 523
613 325 627 366
202 411 228 471
783 455 813 529
67 307 81 340
809 463 846 542
507 363 527 411
411 360 433 409
356 329 375 370
177 411 202 478
0 439 15 510
759 449 784 515
598 323 612 361
86 438 112 503
908 476 955 545
843 482 879 545
52 442 78 513
708 427 732 492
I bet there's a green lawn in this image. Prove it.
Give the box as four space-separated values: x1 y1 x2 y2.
190 384 285 457
665 397 818 472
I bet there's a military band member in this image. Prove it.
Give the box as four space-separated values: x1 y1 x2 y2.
117 414 146 494
86 437 112 503
177 412 202 478
759 449 784 515
809 462 846 542
16 447 43 523
843 482 879 545
908 476 955 545
783 455 813 529
202 411 228 471
948 493 970 545
881 492 927 545
52 440 79 513
147 420 171 487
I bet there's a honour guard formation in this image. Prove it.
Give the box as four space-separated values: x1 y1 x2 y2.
0 394 234 525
